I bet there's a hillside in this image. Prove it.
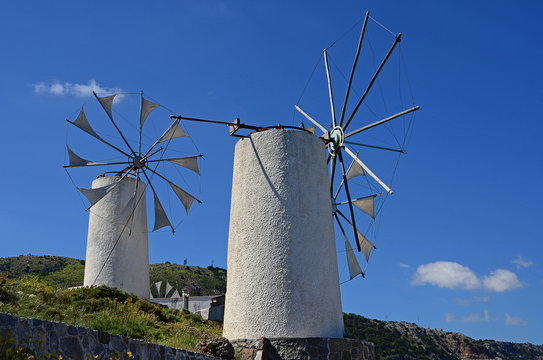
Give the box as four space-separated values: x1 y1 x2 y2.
1 255 542 360
0 255 226 296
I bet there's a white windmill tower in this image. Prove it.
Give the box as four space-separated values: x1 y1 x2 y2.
170 11 419 340
64 91 201 299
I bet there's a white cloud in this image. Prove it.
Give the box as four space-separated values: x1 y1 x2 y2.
445 313 455 323
483 269 523 292
399 263 409 268
411 261 481 290
505 313 527 326
475 296 490 302
33 80 125 101
462 310 490 323
512 256 533 269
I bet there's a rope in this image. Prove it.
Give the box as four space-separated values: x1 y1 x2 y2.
369 16 396 37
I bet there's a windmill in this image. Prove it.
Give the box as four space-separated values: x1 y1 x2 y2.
64 91 201 299
167 11 419 340
294 11 420 281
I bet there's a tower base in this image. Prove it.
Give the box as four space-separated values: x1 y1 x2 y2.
230 337 374 360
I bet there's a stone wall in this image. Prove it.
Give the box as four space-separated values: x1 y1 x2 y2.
0 313 219 360
230 337 375 360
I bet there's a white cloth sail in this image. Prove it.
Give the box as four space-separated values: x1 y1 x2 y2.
96 94 116 120
157 122 188 144
171 289 181 299
352 195 375 219
346 158 365 180
344 233 363 280
165 282 173 297
152 192 171 231
67 146 101 167
166 156 200 175
168 181 197 214
77 182 117 208
155 281 162 296
356 229 376 263
140 97 160 127
72 107 104 142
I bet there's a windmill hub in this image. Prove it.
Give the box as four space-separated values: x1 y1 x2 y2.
328 125 344 156
131 154 145 170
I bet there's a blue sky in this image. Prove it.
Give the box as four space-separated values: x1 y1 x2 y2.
1 0 542 345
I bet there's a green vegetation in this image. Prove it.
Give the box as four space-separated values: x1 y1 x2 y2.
0 274 222 352
1 255 541 360
344 313 454 360
0 255 226 296
150 263 226 297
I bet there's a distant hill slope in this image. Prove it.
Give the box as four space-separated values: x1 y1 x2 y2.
0 255 226 296
1 255 541 359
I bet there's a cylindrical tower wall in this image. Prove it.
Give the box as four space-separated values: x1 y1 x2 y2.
223 129 344 340
83 176 149 299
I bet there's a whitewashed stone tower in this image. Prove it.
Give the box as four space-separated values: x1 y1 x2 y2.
83 176 150 299
223 129 344 339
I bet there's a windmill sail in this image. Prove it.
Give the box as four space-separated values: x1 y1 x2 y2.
77 182 117 208
345 233 363 280
356 229 376 262
152 192 172 231
168 181 197 214
140 97 160 127
67 146 101 167
155 281 162 296
352 195 375 219
165 282 173 297
96 94 116 120
346 159 365 180
72 108 105 142
166 156 200 175
157 122 188 144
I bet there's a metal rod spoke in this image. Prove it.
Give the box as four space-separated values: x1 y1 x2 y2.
138 90 143 155
323 49 337 128
344 106 420 138
337 150 361 252
63 161 131 168
339 11 369 128
343 34 402 132
329 155 337 196
294 106 328 135
66 119 132 158
145 154 203 163
93 91 136 155
344 145 393 194
343 141 404 153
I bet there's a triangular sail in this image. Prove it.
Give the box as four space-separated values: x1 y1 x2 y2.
346 159 365 180
152 192 172 231
157 122 189 144
96 94 116 120
344 233 363 280
77 182 117 208
155 281 162 297
352 195 375 219
168 181 197 214
72 107 104 142
165 282 173 297
166 156 200 175
67 146 100 167
171 289 181 298
356 229 376 262
140 97 160 127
